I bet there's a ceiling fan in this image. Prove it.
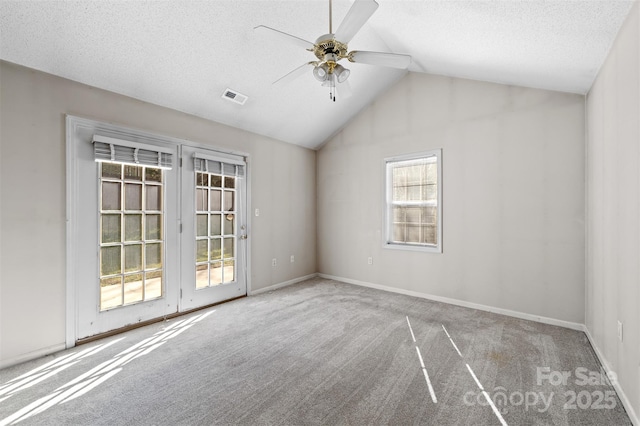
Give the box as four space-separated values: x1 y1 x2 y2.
255 0 412 102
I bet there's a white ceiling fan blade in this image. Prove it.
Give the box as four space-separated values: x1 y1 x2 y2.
334 0 379 44
349 51 412 69
254 25 314 50
273 62 313 85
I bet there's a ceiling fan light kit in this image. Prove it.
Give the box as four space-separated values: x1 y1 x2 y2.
255 0 411 102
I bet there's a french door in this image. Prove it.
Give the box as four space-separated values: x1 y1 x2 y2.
68 117 247 342
180 146 247 311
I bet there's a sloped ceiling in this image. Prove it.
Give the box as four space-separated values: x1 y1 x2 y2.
0 0 634 149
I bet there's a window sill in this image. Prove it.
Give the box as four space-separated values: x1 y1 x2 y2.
383 242 442 254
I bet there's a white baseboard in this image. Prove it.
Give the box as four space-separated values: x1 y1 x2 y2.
318 274 585 331
0 343 67 370
583 328 639 426
249 273 318 296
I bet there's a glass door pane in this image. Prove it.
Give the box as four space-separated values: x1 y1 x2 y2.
98 163 165 311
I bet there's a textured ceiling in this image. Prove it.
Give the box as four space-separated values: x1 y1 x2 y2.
0 0 634 149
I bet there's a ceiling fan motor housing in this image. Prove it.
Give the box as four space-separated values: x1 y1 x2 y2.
313 34 348 63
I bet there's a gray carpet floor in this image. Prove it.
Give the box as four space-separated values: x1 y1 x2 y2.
0 277 632 425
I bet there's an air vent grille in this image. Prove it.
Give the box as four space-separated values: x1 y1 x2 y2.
222 88 248 105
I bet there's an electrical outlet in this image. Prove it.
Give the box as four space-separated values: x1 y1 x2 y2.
272 258 277 267
290 255 295 263
255 208 260 217
367 257 373 265
617 321 623 342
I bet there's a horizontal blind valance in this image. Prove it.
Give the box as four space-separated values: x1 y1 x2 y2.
193 153 245 177
93 135 174 169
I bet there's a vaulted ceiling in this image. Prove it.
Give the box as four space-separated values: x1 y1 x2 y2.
0 0 634 149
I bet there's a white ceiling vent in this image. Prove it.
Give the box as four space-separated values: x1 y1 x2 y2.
222 88 248 105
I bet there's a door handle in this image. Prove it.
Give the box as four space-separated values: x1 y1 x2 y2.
240 234 248 240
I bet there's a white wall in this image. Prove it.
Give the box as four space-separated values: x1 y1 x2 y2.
0 61 317 367
318 73 585 325
586 1 640 422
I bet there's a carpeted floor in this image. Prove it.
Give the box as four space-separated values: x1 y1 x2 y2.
0 278 632 425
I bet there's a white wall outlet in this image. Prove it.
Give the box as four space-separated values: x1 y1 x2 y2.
617 321 623 342
255 208 260 217
272 258 277 267
290 255 295 263
367 257 373 265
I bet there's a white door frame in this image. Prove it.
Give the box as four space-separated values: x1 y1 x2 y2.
66 115 251 348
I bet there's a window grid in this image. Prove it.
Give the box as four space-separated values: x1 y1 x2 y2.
386 152 441 251
99 163 164 311
195 172 236 289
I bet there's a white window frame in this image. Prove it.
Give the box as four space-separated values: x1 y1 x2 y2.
383 149 442 253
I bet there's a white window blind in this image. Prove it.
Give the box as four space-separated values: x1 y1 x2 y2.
93 135 174 169
193 153 245 177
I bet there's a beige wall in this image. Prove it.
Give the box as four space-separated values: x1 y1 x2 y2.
0 61 317 366
586 1 640 422
318 72 585 325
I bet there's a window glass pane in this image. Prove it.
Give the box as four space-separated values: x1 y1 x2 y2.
102 163 121 179
387 154 440 249
101 214 121 243
145 270 162 299
223 191 234 212
125 214 142 241
392 224 405 243
197 173 208 187
393 206 405 222
224 177 235 189
196 188 208 211
196 240 208 262
423 206 437 225
145 168 162 182
223 214 234 235
210 175 222 188
125 183 142 210
223 259 235 283
210 261 222 285
210 190 222 211
124 273 144 304
196 264 209 289
422 225 437 245
426 163 437 183
197 214 208 237
424 183 437 201
145 243 162 269
406 225 420 243
146 214 162 240
99 162 165 311
210 214 222 236
406 207 421 224
223 237 234 259
124 244 142 272
101 246 121 276
407 185 422 201
102 182 121 210
146 185 161 211
124 165 143 181
210 238 222 261
100 276 122 310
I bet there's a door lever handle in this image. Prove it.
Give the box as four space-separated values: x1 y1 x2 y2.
240 234 248 240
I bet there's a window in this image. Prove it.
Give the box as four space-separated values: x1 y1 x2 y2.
94 134 173 311
385 150 442 252
194 157 244 289
99 162 165 310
